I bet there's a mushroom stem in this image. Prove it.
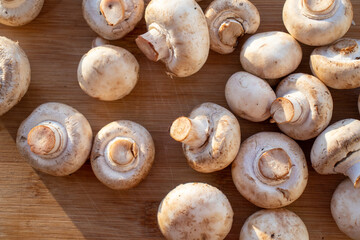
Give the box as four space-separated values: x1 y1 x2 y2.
331 38 358 54
218 19 244 47
105 137 138 167
346 162 360 188
301 0 337 19
100 0 125 26
92 37 110 48
1 0 26 8
135 27 169 62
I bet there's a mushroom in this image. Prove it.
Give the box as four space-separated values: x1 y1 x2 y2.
270 73 333 141
0 36 31 116
82 0 144 40
240 31 302 80
310 38 360 89
0 0 44 26
331 179 360 240
311 119 360 188
240 209 309 240
135 0 210 77
283 0 353 46
16 102 93 176
232 132 308 208
158 182 233 240
170 102 241 173
204 0 260 54
91 120 155 190
225 71 276 122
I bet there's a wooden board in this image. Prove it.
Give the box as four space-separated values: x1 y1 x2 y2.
0 0 359 239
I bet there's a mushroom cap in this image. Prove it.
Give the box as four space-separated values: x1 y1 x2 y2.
331 179 360 240
240 31 302 80
82 0 144 40
274 73 333 140
0 0 44 26
0 36 31 116
310 38 360 89
77 45 139 101
283 0 353 46
232 132 308 208
225 71 276 122
91 120 155 190
183 102 241 173
157 182 233 240
16 102 93 176
240 209 309 240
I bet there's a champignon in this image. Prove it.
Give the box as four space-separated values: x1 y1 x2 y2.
83 0 144 40
240 209 309 240
16 102 93 176
310 38 360 89
158 182 233 240
283 0 353 46
270 73 333 140
170 102 241 173
331 179 360 240
135 0 210 77
232 132 308 208
205 0 260 54
91 120 155 190
0 0 44 26
240 31 302 80
311 119 360 188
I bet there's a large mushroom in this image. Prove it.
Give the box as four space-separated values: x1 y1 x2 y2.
232 132 308 208
135 0 210 77
16 102 93 176
0 0 44 26
170 102 241 173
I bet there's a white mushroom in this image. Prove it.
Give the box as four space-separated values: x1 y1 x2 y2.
225 71 276 122
205 0 260 54
158 182 233 240
82 0 144 40
311 119 360 188
283 0 353 46
240 31 302 80
0 36 30 116
240 209 309 240
0 0 44 26
270 73 333 141
232 132 308 208
135 0 210 77
16 102 93 176
170 102 241 173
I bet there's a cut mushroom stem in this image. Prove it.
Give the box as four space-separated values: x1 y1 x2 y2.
105 137 138 167
346 162 360 188
135 27 169 62
218 19 244 46
302 0 337 18
100 0 125 26
1 0 27 8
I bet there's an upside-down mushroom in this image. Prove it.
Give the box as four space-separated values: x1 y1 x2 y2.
0 0 44 26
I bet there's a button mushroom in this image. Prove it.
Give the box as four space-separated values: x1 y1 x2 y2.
270 73 333 141
283 0 353 46
16 102 93 176
158 182 233 240
240 209 309 240
91 120 155 190
170 102 241 173
0 0 44 26
135 0 210 77
240 31 302 80
310 38 360 89
232 132 308 208
311 119 360 188
82 0 144 40
331 179 360 240
205 0 260 54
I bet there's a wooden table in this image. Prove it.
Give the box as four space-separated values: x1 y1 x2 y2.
0 0 358 239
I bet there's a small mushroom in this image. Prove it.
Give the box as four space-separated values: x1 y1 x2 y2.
135 0 210 77
331 179 360 240
0 0 44 26
240 31 302 80
0 36 30 116
240 209 309 240
283 0 353 46
311 119 360 188
82 0 144 40
310 38 360 89
232 132 308 208
158 182 233 240
225 71 276 122
270 73 333 140
170 102 241 173
205 0 260 54
16 102 93 176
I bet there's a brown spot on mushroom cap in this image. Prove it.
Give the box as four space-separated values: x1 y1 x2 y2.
27 125 56 156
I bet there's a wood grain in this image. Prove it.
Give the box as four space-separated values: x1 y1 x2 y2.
0 0 359 239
